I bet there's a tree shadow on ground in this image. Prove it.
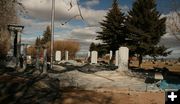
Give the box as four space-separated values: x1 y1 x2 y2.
0 68 62 104
129 66 180 84
51 63 117 74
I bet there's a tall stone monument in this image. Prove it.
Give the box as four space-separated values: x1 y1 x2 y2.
7 24 24 68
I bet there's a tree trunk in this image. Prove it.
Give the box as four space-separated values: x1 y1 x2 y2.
138 54 142 68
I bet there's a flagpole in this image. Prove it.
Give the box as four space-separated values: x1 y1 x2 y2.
50 0 55 69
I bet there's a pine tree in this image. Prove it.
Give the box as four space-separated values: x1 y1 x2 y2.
125 0 170 67
89 42 97 51
41 26 51 45
96 0 127 58
89 43 107 57
35 37 41 46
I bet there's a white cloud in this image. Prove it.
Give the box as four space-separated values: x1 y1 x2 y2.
120 5 129 13
19 1 180 58
84 0 100 7
21 0 107 26
71 26 100 36
166 12 180 33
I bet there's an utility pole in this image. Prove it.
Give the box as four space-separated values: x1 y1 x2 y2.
50 0 55 69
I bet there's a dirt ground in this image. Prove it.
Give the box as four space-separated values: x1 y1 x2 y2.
57 89 165 104
50 65 165 104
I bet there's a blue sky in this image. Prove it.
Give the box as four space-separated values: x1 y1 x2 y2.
20 0 180 58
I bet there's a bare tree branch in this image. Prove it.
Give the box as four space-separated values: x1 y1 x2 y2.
61 0 84 25
169 0 180 40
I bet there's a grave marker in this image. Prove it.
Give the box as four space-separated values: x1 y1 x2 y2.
115 50 119 66
65 51 69 61
55 51 61 61
110 50 113 60
91 51 98 64
117 47 129 71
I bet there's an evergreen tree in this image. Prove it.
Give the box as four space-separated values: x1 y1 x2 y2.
125 0 170 67
96 44 108 57
89 42 97 51
89 43 107 57
35 37 41 46
41 26 51 45
96 0 127 59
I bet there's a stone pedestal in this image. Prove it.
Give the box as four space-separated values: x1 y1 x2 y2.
117 47 129 71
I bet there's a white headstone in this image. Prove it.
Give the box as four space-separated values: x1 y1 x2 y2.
91 51 98 64
65 51 69 61
55 51 61 61
20 45 24 55
115 50 119 66
117 47 129 71
27 56 31 60
87 51 91 58
110 50 113 60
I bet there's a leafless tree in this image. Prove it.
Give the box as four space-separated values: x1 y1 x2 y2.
0 0 24 30
0 0 25 57
167 0 180 40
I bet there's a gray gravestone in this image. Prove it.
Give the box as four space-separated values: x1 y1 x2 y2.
23 45 27 70
86 51 90 61
110 50 113 60
42 49 47 74
91 51 98 64
117 47 129 71
65 51 69 61
55 51 61 61
35 47 40 69
88 51 90 58
115 50 119 66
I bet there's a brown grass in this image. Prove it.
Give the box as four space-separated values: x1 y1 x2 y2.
130 61 180 72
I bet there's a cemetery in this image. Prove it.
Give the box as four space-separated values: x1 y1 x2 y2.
1 40 178 103
0 0 180 104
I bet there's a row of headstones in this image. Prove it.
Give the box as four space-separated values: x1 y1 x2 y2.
55 51 69 61
54 47 129 71
90 47 129 71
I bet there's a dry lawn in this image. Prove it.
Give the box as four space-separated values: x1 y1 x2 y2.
130 61 180 72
